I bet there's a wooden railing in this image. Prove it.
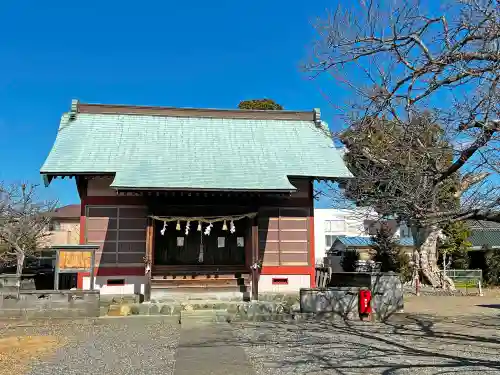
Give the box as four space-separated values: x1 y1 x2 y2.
315 266 333 288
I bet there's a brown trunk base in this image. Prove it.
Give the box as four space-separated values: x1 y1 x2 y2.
412 227 456 291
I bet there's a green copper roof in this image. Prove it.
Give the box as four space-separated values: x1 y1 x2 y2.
40 109 352 191
466 220 500 249
469 230 500 249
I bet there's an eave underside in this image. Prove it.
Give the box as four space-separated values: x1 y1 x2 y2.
42 173 347 192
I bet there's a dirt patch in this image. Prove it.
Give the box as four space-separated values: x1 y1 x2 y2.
0 335 63 374
404 294 500 317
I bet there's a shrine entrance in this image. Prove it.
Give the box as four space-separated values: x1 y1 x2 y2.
148 210 256 297
153 218 249 267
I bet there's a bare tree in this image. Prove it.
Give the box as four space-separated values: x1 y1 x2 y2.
0 183 55 283
308 0 499 288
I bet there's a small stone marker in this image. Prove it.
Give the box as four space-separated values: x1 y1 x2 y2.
119 305 132 316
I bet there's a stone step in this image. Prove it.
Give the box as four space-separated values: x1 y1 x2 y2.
151 286 249 294
150 288 250 304
152 273 251 279
151 281 249 288
180 309 229 326
151 277 249 287
101 300 299 322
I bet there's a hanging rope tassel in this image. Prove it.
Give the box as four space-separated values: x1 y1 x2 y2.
204 223 213 236
198 245 204 263
150 213 256 237
198 230 204 263
160 222 167 236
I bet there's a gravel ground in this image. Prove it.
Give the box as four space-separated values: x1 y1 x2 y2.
4 317 180 375
233 314 500 375
1 295 500 375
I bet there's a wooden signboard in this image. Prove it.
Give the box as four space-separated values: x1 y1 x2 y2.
52 245 98 290
58 251 92 270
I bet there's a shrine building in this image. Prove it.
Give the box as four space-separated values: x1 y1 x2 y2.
40 100 351 300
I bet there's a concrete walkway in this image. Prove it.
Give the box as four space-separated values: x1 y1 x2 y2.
175 323 255 375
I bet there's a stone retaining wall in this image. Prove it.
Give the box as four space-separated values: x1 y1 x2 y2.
300 272 404 321
300 287 361 319
0 273 37 292
0 290 100 319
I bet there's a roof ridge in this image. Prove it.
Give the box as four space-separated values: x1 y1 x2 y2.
68 100 320 122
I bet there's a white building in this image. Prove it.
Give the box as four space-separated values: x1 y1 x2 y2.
314 208 412 265
314 208 375 264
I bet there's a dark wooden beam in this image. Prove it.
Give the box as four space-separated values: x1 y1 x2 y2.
75 176 88 200
251 217 259 300
77 102 315 122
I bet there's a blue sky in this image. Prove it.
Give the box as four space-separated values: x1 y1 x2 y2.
0 0 351 207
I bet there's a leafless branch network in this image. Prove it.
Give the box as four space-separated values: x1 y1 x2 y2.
309 0 500 226
0 182 56 276
308 0 499 288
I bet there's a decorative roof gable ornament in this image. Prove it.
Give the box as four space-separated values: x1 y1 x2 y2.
313 108 321 127
69 99 79 120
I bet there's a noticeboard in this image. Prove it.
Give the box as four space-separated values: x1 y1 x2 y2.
58 250 93 271
52 245 99 290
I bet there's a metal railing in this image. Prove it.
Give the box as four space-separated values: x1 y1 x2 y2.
440 269 483 295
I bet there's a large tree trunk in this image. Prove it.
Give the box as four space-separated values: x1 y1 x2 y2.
15 251 25 278
412 226 455 290
411 247 420 292
15 250 25 298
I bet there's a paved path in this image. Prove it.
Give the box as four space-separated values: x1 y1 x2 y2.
175 324 255 375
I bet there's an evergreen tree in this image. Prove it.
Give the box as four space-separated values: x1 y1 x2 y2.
341 250 359 272
372 224 400 272
485 250 500 286
371 223 412 281
238 99 283 110
438 222 471 270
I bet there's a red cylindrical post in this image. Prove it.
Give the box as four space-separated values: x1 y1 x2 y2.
359 289 372 318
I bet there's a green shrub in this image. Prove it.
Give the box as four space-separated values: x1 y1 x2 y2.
438 221 471 270
371 223 412 281
485 250 500 286
396 251 413 283
450 248 470 269
341 250 359 272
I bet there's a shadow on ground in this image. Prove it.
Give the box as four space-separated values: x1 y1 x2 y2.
180 314 500 374
476 304 500 310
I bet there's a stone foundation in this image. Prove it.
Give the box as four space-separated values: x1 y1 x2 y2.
0 290 100 319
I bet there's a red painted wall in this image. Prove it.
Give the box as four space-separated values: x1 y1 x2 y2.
258 179 315 287
76 176 316 288
77 184 147 288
